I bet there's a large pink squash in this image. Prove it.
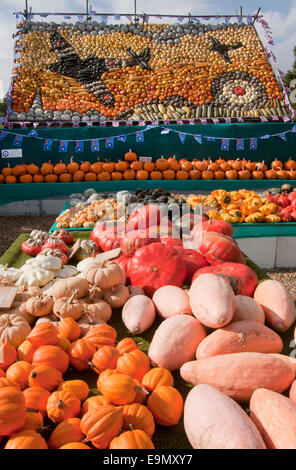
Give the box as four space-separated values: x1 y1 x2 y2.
152 286 192 318
198 232 245 266
184 384 266 449
148 315 206 371
192 262 258 297
254 280 296 332
250 388 296 449
189 273 235 328
180 352 294 402
122 295 156 334
195 320 283 360
233 295 265 324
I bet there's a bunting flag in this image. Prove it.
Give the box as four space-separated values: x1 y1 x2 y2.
261 135 270 140
221 138 230 150
139 121 146 126
249 138 258 150
112 121 119 127
260 116 268 123
13 135 23 147
178 132 186 144
237 117 244 123
194 134 202 144
117 134 127 142
91 139 99 151
278 133 287 141
224 117 232 123
207 136 216 142
75 140 84 153
161 128 170 134
0 131 7 141
200 119 207 124
105 137 114 148
135 131 144 142
59 140 68 152
236 138 244 150
212 118 219 124
28 130 38 138
43 139 53 151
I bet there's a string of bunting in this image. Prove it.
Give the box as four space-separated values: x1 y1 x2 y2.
0 124 296 153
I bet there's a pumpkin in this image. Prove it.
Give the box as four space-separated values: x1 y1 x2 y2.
116 338 139 356
69 339 96 371
180 352 294 402
189 274 236 328
148 314 206 371
27 321 58 347
127 204 162 232
116 350 150 382
0 377 20 390
29 364 63 392
233 295 265 324
127 243 187 297
46 390 81 424
152 286 192 319
0 386 26 436
6 361 33 390
96 369 118 393
57 380 89 402
83 261 125 290
77 314 106 337
53 290 85 321
48 417 84 449
91 346 120 374
120 229 159 256
23 411 44 432
0 342 17 370
192 219 234 238
32 345 70 374
50 276 89 300
110 429 154 449
5 429 48 449
147 385 183 426
100 374 137 405
17 340 38 363
58 317 81 342
59 442 91 449
197 232 244 266
103 284 129 309
0 313 31 348
141 367 174 392
184 384 265 449
67 156 80 174
81 395 112 416
56 335 71 352
80 406 123 449
84 324 117 349
254 280 296 333
23 386 50 417
80 161 91 173
25 294 54 317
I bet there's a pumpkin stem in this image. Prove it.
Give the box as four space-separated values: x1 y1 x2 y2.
26 407 40 413
68 290 78 304
57 400 65 409
81 438 90 444
135 385 150 395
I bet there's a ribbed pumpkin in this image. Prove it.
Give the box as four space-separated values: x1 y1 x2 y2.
91 346 120 374
46 390 81 424
48 417 84 449
81 395 112 417
56 335 71 352
28 364 63 392
0 377 20 389
0 386 26 435
147 386 183 426
53 292 85 321
133 378 148 404
57 380 89 402
6 361 33 390
23 386 50 417
109 429 154 449
0 342 17 370
26 322 58 347
59 442 91 449
141 367 174 392
97 369 118 393
69 339 96 371
122 403 155 438
116 350 150 382
84 324 117 349
0 368 4 378
17 340 38 363
100 374 137 405
4 429 48 449
116 338 139 356
80 405 123 449
32 345 69 375
23 411 43 432
58 317 81 342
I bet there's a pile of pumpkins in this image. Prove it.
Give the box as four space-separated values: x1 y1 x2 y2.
2 153 296 185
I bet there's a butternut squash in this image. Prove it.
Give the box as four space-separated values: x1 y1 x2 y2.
195 321 283 360
233 295 265 324
152 286 192 318
180 352 294 402
254 280 296 332
189 274 235 328
122 295 156 334
148 315 206 371
184 384 266 449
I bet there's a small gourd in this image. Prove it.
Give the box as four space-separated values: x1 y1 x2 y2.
53 290 86 321
103 284 130 309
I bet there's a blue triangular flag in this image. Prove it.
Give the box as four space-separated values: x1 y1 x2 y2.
278 133 287 141
136 131 144 142
91 139 99 152
260 135 270 140
28 130 38 138
13 135 23 147
221 138 229 151
0 131 8 141
43 139 53 151
59 140 68 152
75 140 84 153
236 138 244 150
194 134 202 144
105 137 114 148
178 132 186 144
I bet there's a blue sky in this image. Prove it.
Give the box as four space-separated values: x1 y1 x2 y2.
0 0 295 98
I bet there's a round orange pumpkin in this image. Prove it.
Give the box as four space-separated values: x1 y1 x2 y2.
59 442 91 449
96 368 118 393
0 386 26 435
141 367 174 392
0 342 17 370
116 338 138 356
6 361 33 390
80 405 123 449
84 324 117 349
23 386 50 417
91 346 120 374
67 157 79 174
147 385 183 426
32 345 70 374
46 390 81 424
58 317 81 342
100 374 137 405
116 350 150 382
48 417 84 449
26 322 58 348
57 380 89 402
69 339 96 371
22 411 43 432
109 429 154 449
81 395 112 416
122 403 155 437
4 429 48 449
124 149 137 162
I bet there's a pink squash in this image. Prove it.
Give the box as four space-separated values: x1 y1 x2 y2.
250 388 296 449
184 384 266 449
270 354 296 377
189 274 235 328
254 280 296 332
233 296 265 324
148 315 206 371
121 295 156 334
152 286 192 319
180 352 294 402
195 321 283 360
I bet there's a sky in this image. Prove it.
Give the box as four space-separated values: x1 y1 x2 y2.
0 0 296 99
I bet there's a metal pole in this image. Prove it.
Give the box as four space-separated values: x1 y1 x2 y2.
253 7 261 25
13 11 260 19
24 0 28 19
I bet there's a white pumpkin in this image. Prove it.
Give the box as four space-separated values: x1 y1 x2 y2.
0 312 31 348
54 265 78 279
30 255 62 271
0 264 21 282
16 268 55 287
78 314 106 336
76 257 97 273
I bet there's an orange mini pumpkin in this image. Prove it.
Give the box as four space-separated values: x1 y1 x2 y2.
143 161 156 172
130 161 143 171
84 324 117 349
123 169 136 180
5 175 17 184
141 367 174 392
116 338 138 356
201 169 214 180
54 161 67 175
23 386 50 417
6 361 33 390
45 173 58 183
58 317 81 342
168 156 180 171
111 171 123 181
155 157 169 171
90 160 103 174
116 349 150 382
48 417 84 449
67 157 79 174
150 170 163 180
0 386 26 436
73 170 85 182
40 161 54 175
27 163 39 175
59 172 72 183
115 160 129 172
4 429 48 449
69 339 96 371
58 380 89 402
80 406 123 449
46 390 81 424
20 174 33 184
122 403 155 438
102 161 115 173
23 411 43 432
136 170 149 180
28 364 63 392
27 322 58 348
32 345 70 374
80 161 91 173
163 169 175 180
33 173 45 183
2 164 12 177
147 385 183 426
124 149 137 162
109 429 154 449
97 368 118 393
100 374 137 405
81 395 112 416
91 346 120 374
0 342 17 370
12 164 26 177
85 172 98 182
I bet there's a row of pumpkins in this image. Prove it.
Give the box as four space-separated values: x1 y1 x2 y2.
1 211 296 448
2 151 296 184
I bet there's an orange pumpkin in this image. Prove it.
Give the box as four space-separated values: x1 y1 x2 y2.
285 158 296 171
271 159 283 170
20 174 33 184
163 169 175 180
85 172 98 182
17 340 38 363
81 395 112 416
56 335 71 353
265 169 277 180
59 442 91 449
136 170 149 180
116 338 138 356
5 175 17 184
69 339 96 371
156 157 169 171
0 386 26 436
189 169 201 180
27 322 58 348
111 171 123 181
40 161 54 175
46 390 81 424
48 417 84 449
150 170 163 180
57 380 89 402
123 169 136 180
32 345 70 374
109 429 154 449
0 377 20 390
122 403 155 437
124 149 137 162
28 364 63 392
84 324 117 349
238 169 251 180
213 170 225 180
80 161 91 173
176 169 189 180
22 411 43 432
0 342 17 370
194 160 207 171
97 369 118 393
80 406 123 449
141 367 174 392
288 170 296 180
168 156 181 171
54 161 67 175
59 172 72 183
90 160 103 174
45 173 58 183
33 173 45 183
116 350 150 382
4 429 48 449
143 161 156 172
67 156 79 174
130 161 143 171
100 374 137 405
147 385 183 426
115 160 129 172
252 169 264 180
102 161 115 173
58 317 81 342
225 169 238 180
231 160 243 171
12 164 26 177
23 386 50 417
201 170 214 180
27 163 39 175
6 361 33 390
91 346 120 374
73 170 85 182
2 164 12 177
277 169 288 180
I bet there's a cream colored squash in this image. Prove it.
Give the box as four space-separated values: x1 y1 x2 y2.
16 268 55 288
0 312 31 348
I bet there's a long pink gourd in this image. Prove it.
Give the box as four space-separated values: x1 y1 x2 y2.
195 320 283 360
184 384 266 449
233 295 265 324
180 352 294 402
152 286 192 318
121 295 156 334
